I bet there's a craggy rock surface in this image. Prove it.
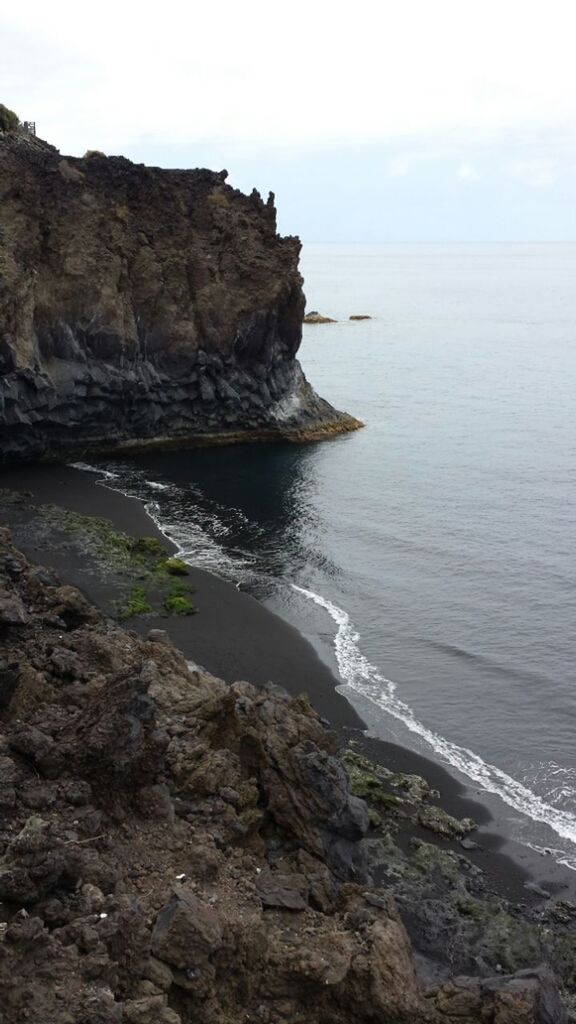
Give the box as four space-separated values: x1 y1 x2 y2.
0 528 572 1023
0 131 360 463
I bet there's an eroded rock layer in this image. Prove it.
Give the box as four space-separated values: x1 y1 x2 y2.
0 132 360 463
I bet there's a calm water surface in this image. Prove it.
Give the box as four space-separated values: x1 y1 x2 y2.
83 244 576 867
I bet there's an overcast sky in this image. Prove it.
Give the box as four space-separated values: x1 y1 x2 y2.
3 0 576 241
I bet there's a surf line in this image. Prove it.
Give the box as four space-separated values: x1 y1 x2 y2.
70 461 254 582
291 583 576 866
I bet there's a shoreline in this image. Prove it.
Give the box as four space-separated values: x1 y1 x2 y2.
2 461 575 905
8 413 364 466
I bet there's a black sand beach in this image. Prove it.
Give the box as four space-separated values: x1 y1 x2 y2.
2 461 575 906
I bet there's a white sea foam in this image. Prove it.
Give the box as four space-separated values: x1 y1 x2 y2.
69 459 576 869
70 462 119 481
81 464 256 582
291 583 576 869
146 480 170 491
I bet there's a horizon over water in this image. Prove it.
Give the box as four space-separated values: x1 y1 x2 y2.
75 242 576 870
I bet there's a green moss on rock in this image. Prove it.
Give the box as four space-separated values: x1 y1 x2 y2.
163 594 196 616
343 750 402 810
161 557 189 576
22 503 199 620
117 586 153 620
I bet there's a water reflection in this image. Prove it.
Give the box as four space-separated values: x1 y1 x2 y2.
111 443 338 600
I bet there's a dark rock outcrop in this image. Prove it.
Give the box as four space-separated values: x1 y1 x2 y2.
0 132 361 463
0 526 570 1023
303 311 337 324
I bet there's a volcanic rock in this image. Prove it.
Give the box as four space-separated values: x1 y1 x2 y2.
303 311 337 323
0 132 361 462
256 870 309 909
151 892 223 970
0 525 570 1023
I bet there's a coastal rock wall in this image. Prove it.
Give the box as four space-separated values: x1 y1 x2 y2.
0 131 359 462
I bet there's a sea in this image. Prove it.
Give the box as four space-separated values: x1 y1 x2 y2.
74 242 576 870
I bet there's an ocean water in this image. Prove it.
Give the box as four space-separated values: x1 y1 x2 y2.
75 243 576 868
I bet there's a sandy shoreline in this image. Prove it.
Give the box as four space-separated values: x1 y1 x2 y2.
2 460 575 905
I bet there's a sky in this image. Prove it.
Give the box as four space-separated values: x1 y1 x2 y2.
2 0 576 241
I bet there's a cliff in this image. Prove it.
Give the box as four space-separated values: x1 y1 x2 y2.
0 131 360 463
0 520 571 1023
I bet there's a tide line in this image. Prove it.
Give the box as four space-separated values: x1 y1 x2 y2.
291 582 576 869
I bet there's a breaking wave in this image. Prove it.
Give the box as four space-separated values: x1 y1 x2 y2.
291 583 576 870
69 460 576 872
69 461 257 581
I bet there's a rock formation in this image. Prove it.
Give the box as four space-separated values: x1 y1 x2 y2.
0 527 570 1023
0 130 360 463
303 311 337 324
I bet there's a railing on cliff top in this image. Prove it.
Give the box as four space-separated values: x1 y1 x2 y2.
22 121 36 136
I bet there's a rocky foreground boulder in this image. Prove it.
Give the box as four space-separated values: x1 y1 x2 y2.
0 527 569 1023
0 130 360 463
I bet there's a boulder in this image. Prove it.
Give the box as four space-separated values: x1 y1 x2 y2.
0 589 28 626
418 804 476 839
256 871 309 910
435 967 566 1024
263 740 370 875
345 913 425 1020
151 892 223 970
58 665 168 786
49 585 97 628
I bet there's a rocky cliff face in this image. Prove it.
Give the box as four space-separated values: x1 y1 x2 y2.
0 131 359 463
0 527 569 1023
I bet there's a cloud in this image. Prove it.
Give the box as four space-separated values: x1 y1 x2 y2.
457 161 481 181
3 0 576 240
386 157 413 178
3 0 576 156
505 158 563 188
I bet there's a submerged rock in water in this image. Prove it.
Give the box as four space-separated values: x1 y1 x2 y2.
349 314 372 320
0 133 360 463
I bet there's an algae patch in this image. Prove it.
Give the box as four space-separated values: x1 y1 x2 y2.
0 493 197 622
117 586 153 620
342 749 403 815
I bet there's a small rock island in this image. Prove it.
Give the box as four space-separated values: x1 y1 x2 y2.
303 311 338 324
